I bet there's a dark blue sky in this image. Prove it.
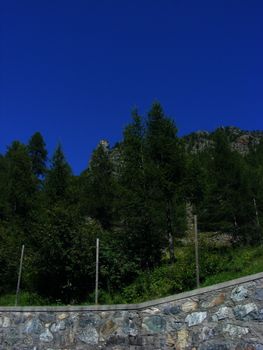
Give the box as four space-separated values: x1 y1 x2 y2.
1 0 263 174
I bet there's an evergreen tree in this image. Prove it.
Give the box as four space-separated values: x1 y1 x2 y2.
44 144 72 203
0 223 23 294
28 132 48 178
0 143 38 296
32 207 101 303
203 130 258 242
1 112 263 303
244 140 263 242
81 141 115 229
184 153 209 212
145 103 186 263
0 155 9 219
5 141 37 218
118 110 164 269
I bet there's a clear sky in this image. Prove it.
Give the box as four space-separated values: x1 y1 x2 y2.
1 0 263 174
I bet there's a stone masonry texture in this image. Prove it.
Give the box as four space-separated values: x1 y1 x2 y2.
0 272 263 349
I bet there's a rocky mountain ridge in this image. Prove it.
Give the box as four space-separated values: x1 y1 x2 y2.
97 126 263 166
183 126 263 154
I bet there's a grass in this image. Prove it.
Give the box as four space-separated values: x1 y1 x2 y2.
201 245 263 287
1 244 263 306
0 291 48 306
110 244 263 304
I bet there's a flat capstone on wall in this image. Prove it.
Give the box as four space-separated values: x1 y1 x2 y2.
0 272 263 349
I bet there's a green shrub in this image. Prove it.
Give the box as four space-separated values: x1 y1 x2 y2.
0 291 48 306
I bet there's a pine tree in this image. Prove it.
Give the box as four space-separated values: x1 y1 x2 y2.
28 132 48 178
184 153 209 211
145 103 186 263
118 110 164 268
44 144 72 203
32 207 102 303
80 140 115 229
243 140 263 242
5 141 37 217
203 130 258 242
0 155 9 219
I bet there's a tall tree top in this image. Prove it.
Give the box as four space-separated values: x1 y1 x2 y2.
5 141 37 216
148 102 165 121
45 144 72 203
147 102 178 139
28 132 48 178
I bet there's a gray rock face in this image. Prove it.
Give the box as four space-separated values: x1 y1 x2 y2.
182 300 198 312
79 312 101 327
234 303 258 320
39 328 53 342
166 318 184 332
231 286 249 302
255 288 263 301
122 313 140 336
200 326 215 341
184 127 263 155
24 318 43 335
50 320 66 332
39 312 56 323
163 305 181 315
143 315 166 333
223 324 249 338
142 307 160 314
185 311 207 326
77 326 99 344
2 316 11 328
215 306 234 320
199 343 229 350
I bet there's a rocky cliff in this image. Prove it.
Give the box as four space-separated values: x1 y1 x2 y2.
183 127 263 154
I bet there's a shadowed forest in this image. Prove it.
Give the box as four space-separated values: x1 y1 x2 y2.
1 103 263 305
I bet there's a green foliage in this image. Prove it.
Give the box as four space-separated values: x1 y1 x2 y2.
184 153 209 210
114 244 263 304
28 132 48 178
44 144 72 203
0 155 9 218
31 208 101 303
80 141 116 229
117 109 165 268
201 246 263 286
0 224 22 294
0 291 48 306
199 130 261 244
146 103 187 263
1 106 263 305
4 141 37 218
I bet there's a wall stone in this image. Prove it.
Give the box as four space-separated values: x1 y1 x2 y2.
0 272 263 349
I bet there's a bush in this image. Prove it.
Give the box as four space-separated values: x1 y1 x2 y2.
0 291 48 306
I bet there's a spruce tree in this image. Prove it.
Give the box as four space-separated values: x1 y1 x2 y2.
81 140 115 229
118 110 164 269
32 206 102 303
204 130 257 242
5 141 37 217
145 103 186 263
28 132 48 178
44 144 72 203
0 155 9 219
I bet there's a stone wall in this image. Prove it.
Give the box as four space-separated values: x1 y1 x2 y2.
0 272 263 350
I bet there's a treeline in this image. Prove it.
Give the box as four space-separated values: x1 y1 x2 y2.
0 103 263 303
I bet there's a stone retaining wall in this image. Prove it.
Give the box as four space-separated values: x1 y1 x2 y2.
0 272 263 349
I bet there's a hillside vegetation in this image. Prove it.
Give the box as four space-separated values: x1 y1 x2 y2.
1 103 263 305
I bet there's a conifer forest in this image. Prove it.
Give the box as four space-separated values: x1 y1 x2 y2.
1 103 263 305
